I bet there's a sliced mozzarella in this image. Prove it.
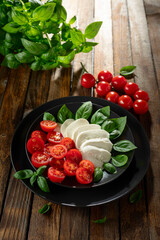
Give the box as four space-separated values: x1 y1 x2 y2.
65 118 89 139
80 146 111 168
61 119 74 137
54 122 62 132
80 138 113 152
76 129 109 149
72 124 101 143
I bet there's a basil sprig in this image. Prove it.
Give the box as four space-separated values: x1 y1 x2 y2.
39 202 52 214
14 169 34 179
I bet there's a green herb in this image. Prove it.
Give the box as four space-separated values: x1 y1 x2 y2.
129 190 142 203
112 154 128 167
85 21 103 39
37 176 50 193
103 163 117 174
75 101 92 120
120 65 136 76
91 106 110 125
14 169 34 179
30 172 37 186
43 112 56 122
92 216 107 224
57 104 74 123
36 165 47 176
39 203 52 214
93 167 103 182
113 140 137 153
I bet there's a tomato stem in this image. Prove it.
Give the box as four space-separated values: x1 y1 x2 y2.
80 62 89 74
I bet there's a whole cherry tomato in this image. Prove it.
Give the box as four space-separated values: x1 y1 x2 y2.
124 82 139 96
118 95 133 110
96 81 111 97
98 70 113 83
81 73 95 88
133 99 148 114
134 90 149 102
105 91 119 103
111 76 127 91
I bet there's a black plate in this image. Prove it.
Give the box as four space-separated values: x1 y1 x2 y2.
25 101 134 188
11 96 150 207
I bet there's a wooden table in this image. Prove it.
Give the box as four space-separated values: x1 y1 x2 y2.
0 0 160 239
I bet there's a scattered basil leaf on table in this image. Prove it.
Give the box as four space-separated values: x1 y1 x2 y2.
120 65 136 76
113 140 137 152
112 154 128 167
57 104 74 123
75 101 92 120
43 112 56 122
103 163 117 174
39 203 51 214
93 167 103 182
91 106 110 125
129 190 142 203
92 216 107 224
14 169 34 179
37 176 50 193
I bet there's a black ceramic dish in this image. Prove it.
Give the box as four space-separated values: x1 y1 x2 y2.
11 96 150 207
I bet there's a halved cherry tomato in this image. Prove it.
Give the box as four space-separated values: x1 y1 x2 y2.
111 75 127 91
98 70 113 83
79 160 94 174
31 130 47 143
124 82 139 96
49 158 64 169
60 137 75 151
133 99 148 115
76 167 93 184
47 131 63 144
118 95 133 110
31 152 50 168
40 120 57 132
43 143 54 155
49 144 67 159
105 91 119 103
64 159 79 176
27 137 44 154
134 90 149 102
48 167 66 183
66 149 82 164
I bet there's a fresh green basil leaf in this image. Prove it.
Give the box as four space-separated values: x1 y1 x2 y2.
39 203 51 214
70 29 85 46
113 140 137 152
43 112 56 122
109 130 121 139
91 106 110 125
112 154 128 167
12 9 28 25
82 46 92 53
4 41 13 49
58 50 75 64
93 167 103 183
0 29 5 41
1 53 20 69
57 104 74 123
30 172 37 186
103 163 117 174
120 65 136 76
14 169 34 179
37 176 50 192
42 62 58 70
30 61 41 71
2 22 20 33
29 0 43 7
129 189 142 203
85 21 102 39
0 6 8 27
32 2 56 21
51 4 66 22
84 42 98 47
58 5 67 21
0 44 10 56
101 120 116 133
75 101 92 120
92 216 106 224
69 16 76 25
15 51 34 63
36 166 47 176
41 48 55 61
25 27 42 40
21 38 49 55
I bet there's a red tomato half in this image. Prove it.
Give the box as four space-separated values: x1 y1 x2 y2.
98 70 113 83
118 95 133 110
76 167 93 184
31 152 50 168
81 73 95 88
134 90 149 102
31 130 47 143
133 99 148 115
47 131 63 144
49 144 67 159
96 81 111 97
66 149 82 164
124 82 139 96
49 158 64 169
105 91 119 103
27 137 44 154
43 143 54 155
111 75 127 91
79 160 94 174
64 159 79 176
48 167 66 183
40 120 57 132
60 137 75 151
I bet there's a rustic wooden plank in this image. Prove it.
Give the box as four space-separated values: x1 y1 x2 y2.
0 67 10 108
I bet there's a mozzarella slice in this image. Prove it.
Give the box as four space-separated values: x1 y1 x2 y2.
61 119 75 137
76 129 110 149
80 138 113 152
72 124 101 143
80 146 111 168
65 118 89 139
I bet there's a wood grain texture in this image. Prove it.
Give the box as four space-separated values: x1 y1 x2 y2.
0 67 10 108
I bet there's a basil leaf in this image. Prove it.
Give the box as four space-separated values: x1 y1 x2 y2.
37 176 50 193
14 169 34 179
82 45 92 53
1 53 20 69
113 140 137 152
69 16 76 25
120 65 136 76
112 154 128 167
85 21 102 39
29 0 43 7
0 44 10 56
41 48 55 61
84 42 98 47
129 190 142 203
30 172 37 186
93 167 103 182
92 216 106 224
39 203 51 214
91 106 110 125
58 50 75 64
75 101 92 120
101 120 116 133
42 62 58 70
51 5 67 22
103 163 117 174
109 130 121 139
36 166 47 176
57 104 74 123
2 22 20 33
43 112 56 122
30 61 41 71
21 38 49 55
15 51 34 63
12 9 28 25
70 30 85 46
32 3 56 21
